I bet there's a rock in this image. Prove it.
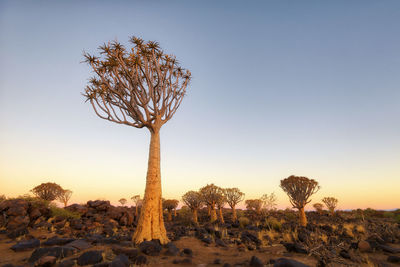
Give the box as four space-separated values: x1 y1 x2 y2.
181 248 193 257
110 254 131 267
111 246 139 260
376 244 400 254
134 255 147 265
339 249 351 259
65 239 92 250
29 208 42 220
138 240 162 256
77 250 103 266
273 258 310 267
387 256 400 263
7 226 29 239
241 231 261 246
29 247 77 262
165 242 180 256
214 258 222 264
215 239 227 247
201 237 212 244
43 237 75 246
282 243 308 254
7 216 30 230
11 238 40 251
358 241 372 253
7 206 27 217
250 255 263 267
57 259 75 267
34 256 57 267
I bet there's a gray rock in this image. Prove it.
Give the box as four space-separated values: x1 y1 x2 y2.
77 250 103 266
11 238 40 252
138 240 162 256
273 258 310 267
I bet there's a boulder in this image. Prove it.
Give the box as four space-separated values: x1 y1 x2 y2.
250 256 263 267
6 206 27 217
7 226 29 239
34 256 57 267
358 241 372 253
134 255 147 265
111 246 139 260
65 239 92 250
7 216 30 230
11 238 40 252
110 254 131 267
273 258 310 267
77 250 103 266
138 240 162 256
43 236 75 246
387 256 400 263
165 242 180 256
29 246 77 262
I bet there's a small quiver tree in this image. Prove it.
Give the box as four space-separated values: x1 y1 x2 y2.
182 191 203 225
57 189 73 207
31 182 64 202
131 195 141 217
322 197 338 216
313 203 324 215
119 198 127 206
215 189 227 224
200 184 224 223
245 199 263 215
83 37 191 244
163 199 179 221
280 175 320 227
225 188 245 222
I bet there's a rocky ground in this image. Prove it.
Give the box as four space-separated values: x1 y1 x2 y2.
0 198 399 266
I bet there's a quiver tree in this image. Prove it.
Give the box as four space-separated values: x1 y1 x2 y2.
163 199 179 221
313 203 324 215
322 197 338 216
57 189 73 207
280 175 320 227
245 199 263 214
31 182 64 202
215 189 227 224
119 198 127 206
182 191 203 224
225 188 244 221
200 184 224 222
261 192 277 212
83 37 191 244
131 195 141 217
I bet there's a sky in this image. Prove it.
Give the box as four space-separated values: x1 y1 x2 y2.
0 1 399 210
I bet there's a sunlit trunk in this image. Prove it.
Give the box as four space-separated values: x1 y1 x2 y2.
299 207 307 227
210 205 217 222
192 209 198 225
207 205 211 216
167 210 172 221
135 206 138 217
218 208 224 224
232 206 237 221
132 130 169 244
330 208 335 216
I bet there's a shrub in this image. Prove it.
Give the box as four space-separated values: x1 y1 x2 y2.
49 204 80 219
238 216 250 228
266 217 282 231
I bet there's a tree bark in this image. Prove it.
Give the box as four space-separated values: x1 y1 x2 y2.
167 210 172 221
299 207 307 227
192 209 198 225
210 206 217 222
132 130 169 244
218 208 224 224
232 206 237 221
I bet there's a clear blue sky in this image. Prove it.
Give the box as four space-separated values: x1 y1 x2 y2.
1 1 399 209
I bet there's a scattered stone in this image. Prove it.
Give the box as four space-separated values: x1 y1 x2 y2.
182 248 193 257
387 256 400 263
250 255 263 267
215 239 227 247
377 244 400 254
134 255 147 265
65 239 92 250
214 258 222 264
110 254 131 267
11 238 40 251
282 243 308 254
165 242 180 256
77 250 103 266
273 258 310 267
43 236 75 246
29 246 77 262
201 237 213 244
138 240 162 256
358 241 372 253
7 226 29 239
57 259 75 267
339 249 351 259
34 256 57 267
111 246 139 260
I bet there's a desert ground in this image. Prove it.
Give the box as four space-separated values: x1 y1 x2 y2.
0 197 399 267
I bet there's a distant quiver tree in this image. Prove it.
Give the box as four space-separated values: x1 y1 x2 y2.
31 182 64 202
313 203 324 215
57 189 73 207
225 188 244 221
322 197 338 216
119 198 127 206
83 37 191 244
200 184 224 223
182 191 203 224
280 175 320 226
131 195 141 217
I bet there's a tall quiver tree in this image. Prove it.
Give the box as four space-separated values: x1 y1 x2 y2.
163 199 179 221
280 175 320 227
83 37 191 244
58 189 73 207
182 191 203 225
216 189 227 224
225 188 244 222
200 184 223 223
322 197 338 216
131 195 141 217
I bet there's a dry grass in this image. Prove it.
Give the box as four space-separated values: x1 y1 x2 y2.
343 223 355 237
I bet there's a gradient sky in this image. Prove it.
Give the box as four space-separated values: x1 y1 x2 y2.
1 1 399 210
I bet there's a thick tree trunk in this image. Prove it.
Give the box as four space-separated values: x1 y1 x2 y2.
174 208 177 217
135 206 138 217
210 206 217 222
232 206 237 221
299 207 307 227
132 130 169 244
330 208 335 216
207 205 211 216
218 208 224 224
192 209 198 225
